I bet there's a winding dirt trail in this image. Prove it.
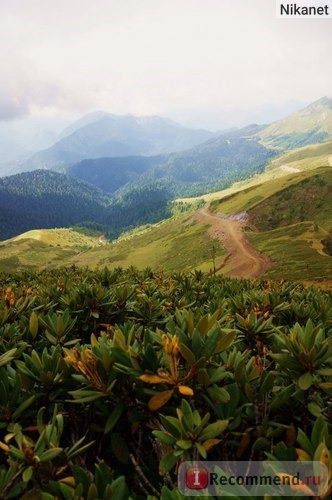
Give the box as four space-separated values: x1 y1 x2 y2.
196 207 272 279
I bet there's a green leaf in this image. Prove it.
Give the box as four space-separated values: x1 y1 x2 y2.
207 386 230 403
317 367 332 376
195 442 207 459
209 367 229 384
160 415 182 438
45 331 57 345
0 348 17 367
270 385 294 410
308 402 322 418
159 452 179 474
104 402 124 434
87 483 99 500
67 389 105 403
12 395 36 419
40 494 56 500
215 330 237 354
252 437 270 450
259 372 275 398
153 431 176 446
160 485 183 500
181 399 193 431
179 343 196 365
298 372 313 391
109 476 129 500
297 428 313 455
176 440 192 450
311 416 328 449
39 447 63 462
22 466 34 483
199 420 228 441
29 311 39 338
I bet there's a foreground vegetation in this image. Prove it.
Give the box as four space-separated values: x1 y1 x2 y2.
0 266 331 499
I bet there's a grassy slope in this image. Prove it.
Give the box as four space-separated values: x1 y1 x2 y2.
258 97 332 149
0 216 225 275
209 167 330 215
0 229 101 273
210 166 332 288
176 140 332 204
72 214 225 273
266 140 332 170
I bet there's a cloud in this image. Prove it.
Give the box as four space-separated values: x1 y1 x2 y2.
0 0 331 126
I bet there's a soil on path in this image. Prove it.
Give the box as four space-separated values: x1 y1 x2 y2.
196 207 272 279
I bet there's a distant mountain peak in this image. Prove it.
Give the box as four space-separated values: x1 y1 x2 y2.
307 96 332 109
19 113 215 173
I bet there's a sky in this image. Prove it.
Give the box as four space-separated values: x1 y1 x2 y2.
1 0 332 130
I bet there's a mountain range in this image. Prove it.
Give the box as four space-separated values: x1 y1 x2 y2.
20 114 215 172
0 96 331 243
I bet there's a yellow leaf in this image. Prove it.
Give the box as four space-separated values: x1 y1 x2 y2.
277 473 315 496
90 333 99 348
4 433 15 443
148 390 174 411
139 374 169 384
296 448 311 461
0 442 10 452
202 438 221 451
178 385 194 396
320 444 330 465
319 382 332 389
55 466 68 476
59 476 76 487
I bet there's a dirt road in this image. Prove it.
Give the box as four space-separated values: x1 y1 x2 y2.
196 207 272 279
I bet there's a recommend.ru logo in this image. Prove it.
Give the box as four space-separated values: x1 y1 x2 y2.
178 460 329 497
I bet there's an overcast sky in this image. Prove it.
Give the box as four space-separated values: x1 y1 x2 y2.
1 0 331 129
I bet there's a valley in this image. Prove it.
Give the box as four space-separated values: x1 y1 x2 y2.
0 97 331 289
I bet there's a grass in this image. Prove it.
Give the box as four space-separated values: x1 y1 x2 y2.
176 140 332 206
248 169 332 232
249 223 332 289
0 229 101 273
266 140 332 170
210 167 332 220
73 214 226 273
9 228 100 248
0 214 226 274
258 99 332 149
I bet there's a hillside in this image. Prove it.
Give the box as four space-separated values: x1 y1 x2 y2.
0 170 110 240
0 164 331 288
258 96 332 150
0 213 224 274
266 139 332 171
0 228 101 273
210 166 332 288
68 125 276 197
68 156 158 193
20 114 214 172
